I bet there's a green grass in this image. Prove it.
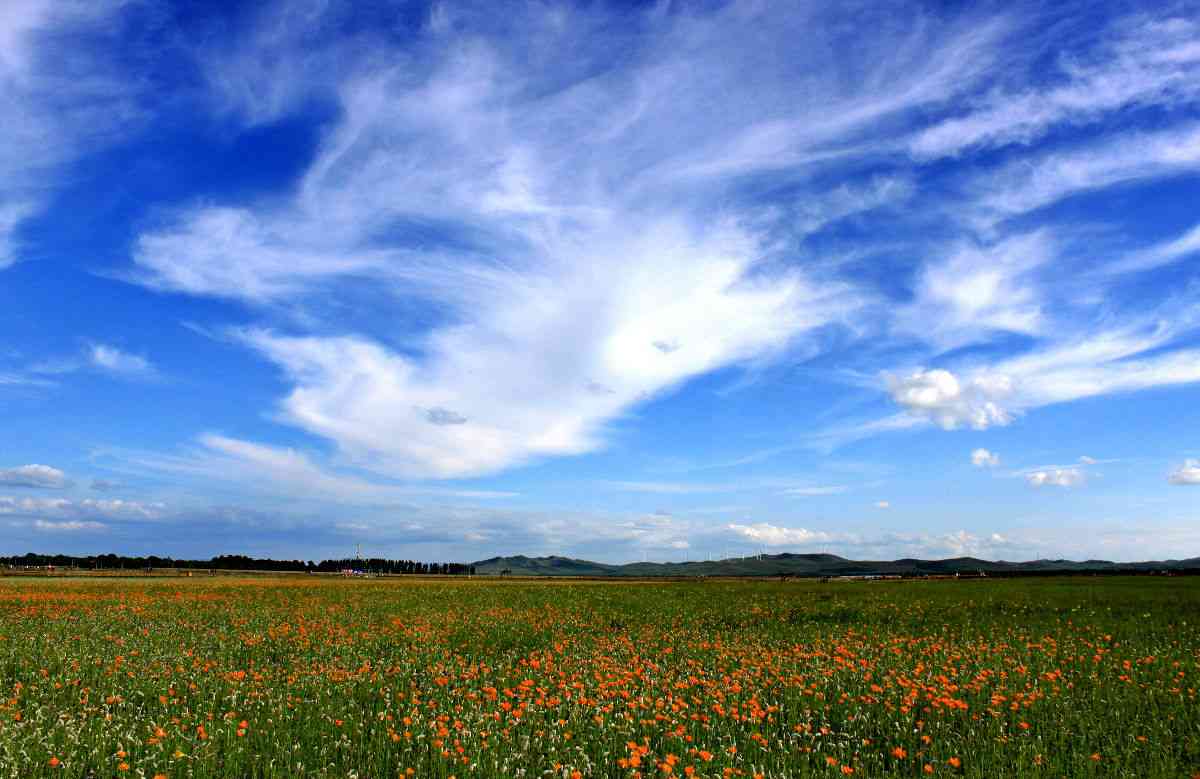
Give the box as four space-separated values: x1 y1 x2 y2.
0 576 1197 777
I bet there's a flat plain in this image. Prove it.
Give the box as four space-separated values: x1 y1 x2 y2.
0 575 1197 778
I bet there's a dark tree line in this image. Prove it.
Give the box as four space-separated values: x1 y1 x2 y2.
311 558 475 575
0 552 475 576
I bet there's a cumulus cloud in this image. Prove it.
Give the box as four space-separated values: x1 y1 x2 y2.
1026 468 1085 488
1168 460 1200 485
867 529 1024 560
887 369 1014 430
971 448 1000 468
0 464 67 488
726 523 832 547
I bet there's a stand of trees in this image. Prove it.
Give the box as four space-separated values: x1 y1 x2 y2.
0 552 476 576
311 558 474 575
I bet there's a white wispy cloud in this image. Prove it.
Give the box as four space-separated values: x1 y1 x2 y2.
0 464 67 488
236 226 855 478
117 2 1033 480
90 344 158 379
781 485 847 497
978 122 1200 216
605 479 857 498
132 207 394 303
896 231 1054 350
33 519 106 532
0 0 143 269
109 434 519 503
602 480 730 495
990 323 1200 410
911 16 1200 159
14 344 159 384
0 495 164 521
793 176 915 236
0 371 54 388
1097 221 1200 277
885 305 1200 432
1026 468 1086 488
95 0 1200 498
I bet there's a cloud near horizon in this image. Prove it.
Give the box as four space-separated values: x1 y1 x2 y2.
0 465 68 489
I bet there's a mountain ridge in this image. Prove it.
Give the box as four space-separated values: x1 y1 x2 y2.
470 553 1200 577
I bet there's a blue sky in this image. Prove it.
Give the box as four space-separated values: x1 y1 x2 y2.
2 0 1199 563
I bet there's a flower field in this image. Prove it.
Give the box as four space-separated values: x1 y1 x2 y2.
1 575 1197 778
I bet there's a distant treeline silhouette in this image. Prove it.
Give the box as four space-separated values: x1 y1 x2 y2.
0 552 475 575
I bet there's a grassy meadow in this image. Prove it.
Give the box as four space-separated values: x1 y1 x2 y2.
0 575 1197 778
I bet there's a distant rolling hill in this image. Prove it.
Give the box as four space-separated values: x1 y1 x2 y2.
471 553 1200 577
